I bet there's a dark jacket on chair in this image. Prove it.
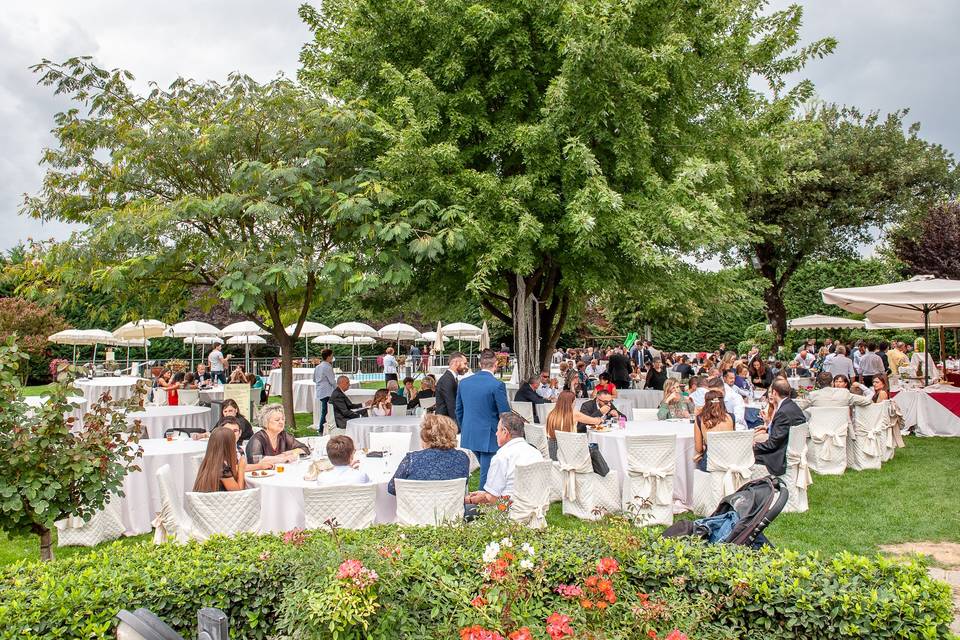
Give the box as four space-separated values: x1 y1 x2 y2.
753 397 806 476
331 386 367 429
435 369 459 425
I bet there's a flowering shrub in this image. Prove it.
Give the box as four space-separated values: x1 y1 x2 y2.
47 358 69 379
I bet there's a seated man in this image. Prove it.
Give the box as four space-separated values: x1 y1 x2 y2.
316 435 371 486
687 376 707 411
465 413 543 506
719 371 747 429
513 374 548 422
783 359 811 379
331 375 368 430
577 388 625 432
753 379 807 476
195 363 213 388
536 371 560 401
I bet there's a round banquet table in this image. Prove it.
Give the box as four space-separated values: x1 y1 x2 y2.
247 455 400 532
23 395 88 428
119 437 207 535
74 376 144 405
128 405 211 439
346 415 423 451
614 389 663 411
892 385 960 437
198 385 223 403
587 419 695 511
268 368 316 396
293 380 317 413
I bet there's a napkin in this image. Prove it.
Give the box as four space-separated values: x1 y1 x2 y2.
303 459 334 480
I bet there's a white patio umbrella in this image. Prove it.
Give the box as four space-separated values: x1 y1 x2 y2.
114 337 150 369
432 321 445 354
418 331 450 344
168 321 221 368
284 321 331 360
331 322 379 373
822 275 960 384
311 334 347 345
222 322 269 372
787 314 865 330
225 334 268 373
379 323 422 350
48 329 111 364
113 319 169 362
479 320 490 350
443 322 482 355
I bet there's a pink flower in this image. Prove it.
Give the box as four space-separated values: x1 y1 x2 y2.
545 612 574 639
460 626 505 640
508 628 532 640
664 631 688 640
555 584 584 598
336 559 378 589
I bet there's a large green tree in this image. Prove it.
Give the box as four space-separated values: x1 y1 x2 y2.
22 59 404 424
299 0 833 377
727 104 957 345
890 200 960 280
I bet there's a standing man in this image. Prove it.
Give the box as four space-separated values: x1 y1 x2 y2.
606 347 633 389
823 345 856 380
435 351 468 425
887 341 908 380
313 348 337 434
456 349 511 489
383 347 399 383
208 343 230 384
858 342 885 387
408 343 421 372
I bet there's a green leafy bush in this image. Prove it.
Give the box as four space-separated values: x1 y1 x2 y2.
0 521 953 639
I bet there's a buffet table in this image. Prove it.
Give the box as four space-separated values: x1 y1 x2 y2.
892 385 960 437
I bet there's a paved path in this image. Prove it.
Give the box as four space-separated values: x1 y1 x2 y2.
927 568 960 634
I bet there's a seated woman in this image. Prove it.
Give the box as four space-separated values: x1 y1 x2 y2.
195 398 255 444
369 388 393 416
245 404 311 464
546 391 603 461
872 375 890 402
245 373 267 403
832 374 851 390
402 377 417 403
192 426 246 492
591 372 617 398
693 390 734 472
657 379 691 420
407 376 436 410
181 372 198 389
734 364 751 391
387 415 470 495
228 366 247 384
749 359 773 389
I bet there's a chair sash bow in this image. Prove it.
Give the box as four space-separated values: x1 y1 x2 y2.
720 464 753 497
627 467 672 506
786 445 811 490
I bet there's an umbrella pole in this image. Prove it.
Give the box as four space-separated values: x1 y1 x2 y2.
93 343 98 368
190 343 195 370
924 305 930 387
305 336 309 361
73 345 77 365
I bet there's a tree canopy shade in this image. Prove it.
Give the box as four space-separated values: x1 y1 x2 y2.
891 200 960 281
21 58 403 424
299 0 836 377
726 104 958 345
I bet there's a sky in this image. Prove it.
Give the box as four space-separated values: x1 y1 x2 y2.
1 1 957 253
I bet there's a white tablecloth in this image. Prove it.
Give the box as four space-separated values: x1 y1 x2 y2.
198 386 223 403
587 419 695 510
615 389 663 411
247 455 399 532
74 376 143 405
293 379 316 413
23 395 88 428
120 438 207 535
346 415 423 450
268 368 315 395
893 386 960 436
129 405 212 439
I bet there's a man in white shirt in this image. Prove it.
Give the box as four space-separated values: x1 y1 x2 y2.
688 376 708 410
465 412 543 505
858 342 886 386
795 349 815 369
315 435 371 486
536 371 559 400
382 347 399 384
823 345 856 380
208 343 229 384
851 341 866 376
719 371 747 430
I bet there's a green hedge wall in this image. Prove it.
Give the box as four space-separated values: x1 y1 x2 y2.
0 520 953 640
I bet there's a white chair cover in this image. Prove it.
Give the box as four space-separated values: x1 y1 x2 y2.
692 431 755 516
782 423 811 513
509 461 553 529
632 408 660 422
510 400 535 423
395 478 466 526
55 496 126 547
369 431 413 457
299 436 329 457
303 484 377 530
807 406 849 475
540 402 558 424
418 397 436 410
623 434 676 526
184 488 261 539
523 423 549 459
152 463 195 544
883 402 906 462
189 454 204 484
849 403 888 471
177 389 200 406
152 389 169 407
554 431 620 520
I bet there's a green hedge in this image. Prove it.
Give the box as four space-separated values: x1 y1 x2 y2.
0 520 953 639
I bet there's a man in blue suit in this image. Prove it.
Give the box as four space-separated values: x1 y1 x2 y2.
456 349 511 489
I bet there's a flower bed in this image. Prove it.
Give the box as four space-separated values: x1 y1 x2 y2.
0 520 953 639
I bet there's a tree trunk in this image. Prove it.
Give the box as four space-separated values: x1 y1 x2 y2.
275 332 297 429
512 274 541 383
38 526 53 562
763 285 788 347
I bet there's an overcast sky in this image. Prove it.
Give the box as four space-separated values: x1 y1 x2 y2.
1 1 957 252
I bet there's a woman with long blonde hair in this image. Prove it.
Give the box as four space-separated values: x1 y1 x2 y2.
545 391 603 460
657 378 691 420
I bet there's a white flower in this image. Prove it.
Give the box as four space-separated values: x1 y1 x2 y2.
520 559 534 571
500 537 513 548
521 543 535 557
482 541 501 564
399 533 406 539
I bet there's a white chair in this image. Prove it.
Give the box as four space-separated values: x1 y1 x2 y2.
152 388 169 406
622 434 676 526
632 408 660 422
692 431 755 516
55 497 126 547
369 431 413 457
152 463 196 544
456 435 481 473
554 431 620 520
394 478 466 525
177 388 200 406
540 402 558 424
510 400 535 423
418 397 436 410
667 370 682 381
184 488 261 539
774 423 812 513
299 435 329 457
523 423 549 459
849 403 888 471
882 403 906 462
303 484 377 530
509 461 553 529
807 406 849 475
189 454 204 483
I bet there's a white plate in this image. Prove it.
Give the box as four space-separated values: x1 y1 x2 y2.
247 469 275 478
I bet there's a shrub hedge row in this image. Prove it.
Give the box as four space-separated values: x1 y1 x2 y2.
0 519 953 639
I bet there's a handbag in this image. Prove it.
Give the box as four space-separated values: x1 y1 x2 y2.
588 443 610 476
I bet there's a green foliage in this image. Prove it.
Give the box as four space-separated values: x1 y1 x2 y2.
0 297 67 384
0 522 953 639
784 258 901 319
890 199 960 280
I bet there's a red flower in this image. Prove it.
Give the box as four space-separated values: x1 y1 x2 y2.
545 612 574 640
580 598 593 609
460 625 505 640
597 557 620 575
664 631 688 640
508 628 533 640
647 631 657 639
471 595 487 608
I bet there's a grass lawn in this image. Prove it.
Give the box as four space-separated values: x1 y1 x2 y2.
5 383 959 566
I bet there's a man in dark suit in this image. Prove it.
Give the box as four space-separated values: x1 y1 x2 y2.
456 349 511 489
576 388 625 432
330 376 368 430
513 375 548 422
754 378 806 476
435 351 468 425
606 347 633 389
